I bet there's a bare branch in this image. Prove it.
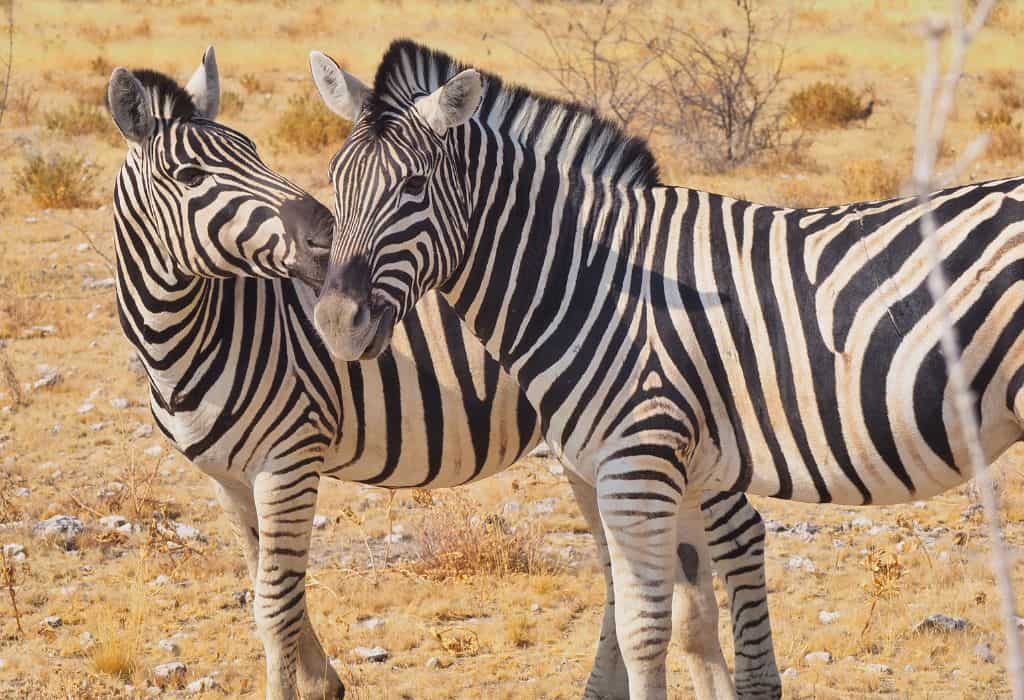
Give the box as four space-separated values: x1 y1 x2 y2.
910 2 1024 698
0 0 12 130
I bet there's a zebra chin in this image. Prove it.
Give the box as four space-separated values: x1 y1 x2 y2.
313 291 396 361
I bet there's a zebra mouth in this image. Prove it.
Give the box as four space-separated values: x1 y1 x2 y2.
359 302 395 359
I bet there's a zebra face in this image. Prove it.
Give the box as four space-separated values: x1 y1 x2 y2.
309 50 483 361
107 48 334 291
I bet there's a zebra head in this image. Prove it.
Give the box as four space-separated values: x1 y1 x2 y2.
106 47 334 290
309 45 483 360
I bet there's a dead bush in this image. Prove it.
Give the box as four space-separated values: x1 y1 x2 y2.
239 73 266 94
15 152 99 209
272 93 351 153
44 102 114 139
839 158 903 202
787 81 873 129
411 493 557 580
988 124 1024 160
976 105 1014 128
219 89 244 118
88 55 113 78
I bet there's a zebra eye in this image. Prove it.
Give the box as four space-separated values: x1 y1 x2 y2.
175 166 207 188
402 175 427 197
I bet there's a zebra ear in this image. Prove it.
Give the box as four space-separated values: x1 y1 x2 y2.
185 46 220 120
310 51 369 122
415 69 483 136
107 68 155 144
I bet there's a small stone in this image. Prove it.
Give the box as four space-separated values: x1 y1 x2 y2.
850 516 874 529
77 402 95 414
532 497 557 515
355 617 385 631
782 667 798 678
174 523 204 541
974 641 995 663
961 504 983 521
785 555 816 573
804 651 832 665
951 669 963 680
384 532 407 544
548 462 565 476
818 610 841 624
313 515 329 530
99 515 129 531
158 638 181 655
79 631 95 646
530 603 541 613
151 574 171 587
14 487 29 497
132 423 154 439
2 543 26 562
153 660 187 680
144 445 164 458
31 371 61 390
915 614 969 634
1015 617 1024 630
865 663 892 674
353 646 389 662
426 656 442 669
33 515 85 549
110 397 130 410
146 687 161 697
231 589 253 607
789 521 820 541
904 664 916 673
186 676 218 694
127 354 147 377
43 615 62 628
83 277 115 290
502 501 522 515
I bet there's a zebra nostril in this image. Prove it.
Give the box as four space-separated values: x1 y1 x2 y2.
353 304 370 329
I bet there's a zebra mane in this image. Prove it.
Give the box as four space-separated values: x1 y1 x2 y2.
366 39 661 189
123 69 197 121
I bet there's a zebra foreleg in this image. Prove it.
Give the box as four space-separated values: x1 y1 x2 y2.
673 497 737 700
567 471 629 699
253 468 334 700
216 477 345 699
703 494 781 700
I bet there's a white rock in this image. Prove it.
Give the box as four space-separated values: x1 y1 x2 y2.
781 667 798 678
146 687 161 697
426 656 442 669
79 631 95 646
865 663 892 674
974 641 995 663
99 515 129 531
154 660 187 679
43 615 62 628
158 638 181 656
32 371 61 390
174 523 204 541
1016 617 1024 630
532 497 557 515
530 603 541 613
850 516 874 528
110 397 130 410
355 617 385 631
785 555 816 573
186 676 218 694
77 402 95 414
502 501 522 515
151 574 171 587
144 445 164 458
14 487 29 497
312 515 329 530
818 610 841 624
33 515 85 548
83 277 115 290
352 646 389 662
804 651 831 665
2 543 26 562
133 423 154 439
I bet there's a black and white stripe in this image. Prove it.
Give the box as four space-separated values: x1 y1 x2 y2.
109 50 781 700
314 39 1024 700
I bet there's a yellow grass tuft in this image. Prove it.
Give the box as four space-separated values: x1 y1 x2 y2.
87 584 147 682
504 613 533 648
839 158 903 202
15 152 99 209
787 82 872 129
271 93 352 154
44 102 116 140
411 493 557 580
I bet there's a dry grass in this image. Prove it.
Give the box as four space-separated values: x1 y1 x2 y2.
787 81 872 129
839 157 904 201
271 93 352 154
411 493 557 581
44 102 114 140
14 152 98 209
2 1 1024 698
219 89 244 118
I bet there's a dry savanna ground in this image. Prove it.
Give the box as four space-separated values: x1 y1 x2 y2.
2 0 1024 698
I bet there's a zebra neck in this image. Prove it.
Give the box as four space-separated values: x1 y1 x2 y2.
444 154 653 422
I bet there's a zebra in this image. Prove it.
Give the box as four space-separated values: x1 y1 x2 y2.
105 48 780 700
311 38 1024 700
